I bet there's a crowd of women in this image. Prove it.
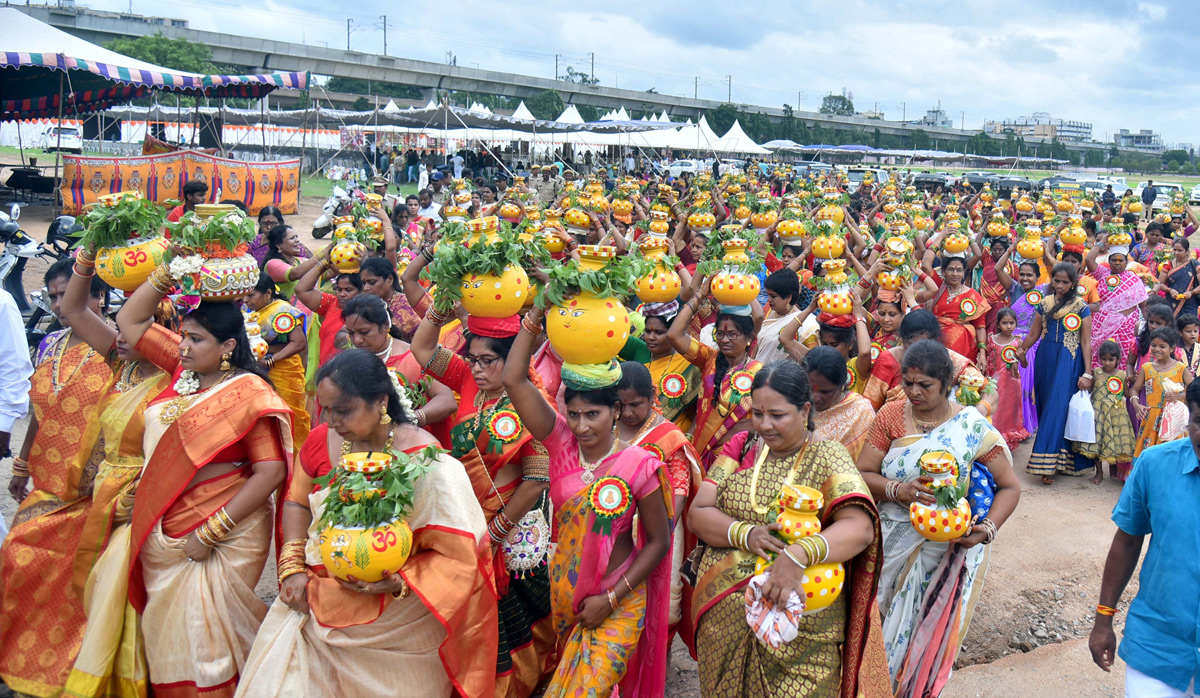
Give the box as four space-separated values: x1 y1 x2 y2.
1 161 1195 698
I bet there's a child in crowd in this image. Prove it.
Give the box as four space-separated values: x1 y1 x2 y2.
1178 314 1200 376
1128 326 1193 458
986 308 1029 449
1075 340 1136 483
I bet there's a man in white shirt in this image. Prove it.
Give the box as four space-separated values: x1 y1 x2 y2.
0 288 32 479
452 153 465 179
417 189 442 223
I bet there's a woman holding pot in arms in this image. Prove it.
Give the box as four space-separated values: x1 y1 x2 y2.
503 307 674 698
117 269 293 698
687 360 888 698
856 340 1020 697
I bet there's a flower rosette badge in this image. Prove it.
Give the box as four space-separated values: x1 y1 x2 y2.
958 297 979 320
729 369 756 404
1106 275 1120 291
1025 290 1043 306
588 476 633 535
484 409 523 454
659 372 687 400
870 342 883 362
1062 313 1082 332
271 312 299 335
1001 345 1018 366
1106 376 1124 395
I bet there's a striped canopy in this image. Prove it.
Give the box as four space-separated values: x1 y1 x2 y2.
0 9 307 120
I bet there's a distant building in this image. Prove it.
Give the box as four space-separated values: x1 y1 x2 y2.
26 2 188 28
910 109 953 129
858 110 885 120
1114 129 1164 153
982 112 1092 142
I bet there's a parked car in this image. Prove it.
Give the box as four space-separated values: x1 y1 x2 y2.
1191 183 1200 205
912 173 955 191
1038 175 1077 191
959 172 1000 190
996 177 1034 197
37 126 83 154
662 159 702 179
1132 182 1184 212
845 167 888 193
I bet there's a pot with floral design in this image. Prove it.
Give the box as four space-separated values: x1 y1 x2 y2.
909 451 972 543
95 236 170 292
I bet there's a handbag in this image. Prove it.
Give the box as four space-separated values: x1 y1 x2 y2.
502 494 552 577
1064 390 1097 443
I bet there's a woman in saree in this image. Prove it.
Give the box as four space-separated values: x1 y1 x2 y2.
1017 263 1095 483
248 206 284 266
411 308 556 697
756 269 809 366
993 249 1044 435
641 302 701 434
399 242 468 355
973 235 1011 333
55 251 173 698
360 256 421 341
615 361 701 634
856 340 1020 698
1154 237 1200 319
780 298 874 396
687 360 889 698
1085 233 1148 368
917 255 989 365
294 252 362 389
261 225 323 304
804 346 876 460
234 349 498 698
117 273 293 698
502 308 674 698
245 272 312 447
0 259 112 697
667 287 765 469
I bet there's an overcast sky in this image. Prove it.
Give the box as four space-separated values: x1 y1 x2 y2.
101 0 1198 148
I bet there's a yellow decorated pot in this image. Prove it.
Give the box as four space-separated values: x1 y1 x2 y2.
1060 226 1087 247
750 210 778 231
752 484 845 612
986 218 1010 237
635 238 682 304
611 199 634 217
461 266 531 318
95 236 169 293
177 248 258 302
817 203 844 225
1015 196 1034 213
330 241 368 273
776 219 807 245
711 270 760 307
498 202 523 223
443 205 468 221
688 210 716 234
540 230 566 254
909 451 972 543
734 204 753 221
546 293 631 365
877 270 904 290
564 207 592 235
1016 235 1044 260
810 235 845 260
943 233 971 254
817 289 854 315
720 238 752 264
1055 197 1074 213
95 190 143 207
1127 200 1144 214
318 519 413 583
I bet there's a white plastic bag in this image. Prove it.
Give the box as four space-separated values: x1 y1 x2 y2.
1064 390 1096 443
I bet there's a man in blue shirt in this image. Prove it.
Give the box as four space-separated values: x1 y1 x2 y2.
1089 381 1200 696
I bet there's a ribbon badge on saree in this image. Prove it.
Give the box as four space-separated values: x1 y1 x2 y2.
1001 345 1018 366
870 342 883 361
1106 376 1124 395
271 311 299 335
958 297 979 320
484 409 523 454
1063 313 1082 332
729 369 756 404
1025 290 1043 306
644 443 665 462
588 476 633 535
660 372 688 400
1076 284 1087 297
1106 275 1120 291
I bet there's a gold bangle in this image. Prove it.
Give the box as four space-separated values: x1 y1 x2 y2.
215 507 236 533
75 250 96 265
11 457 30 477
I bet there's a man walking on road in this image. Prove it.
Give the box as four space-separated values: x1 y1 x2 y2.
1089 380 1200 697
1141 181 1157 222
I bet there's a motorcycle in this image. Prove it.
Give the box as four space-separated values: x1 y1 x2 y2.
1 208 76 352
311 183 365 239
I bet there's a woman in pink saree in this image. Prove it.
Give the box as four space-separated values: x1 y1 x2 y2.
1086 235 1148 368
502 306 674 698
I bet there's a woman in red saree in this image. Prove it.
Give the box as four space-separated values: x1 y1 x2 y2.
0 260 111 697
919 255 989 365
118 276 293 698
411 309 557 698
235 349 499 698
668 292 764 469
503 308 674 698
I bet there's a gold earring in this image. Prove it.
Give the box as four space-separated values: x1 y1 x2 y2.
379 404 392 425
220 352 232 371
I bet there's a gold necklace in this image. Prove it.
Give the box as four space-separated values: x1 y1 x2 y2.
340 425 395 460
911 402 952 434
160 368 237 425
50 330 97 394
748 434 810 515
470 388 508 436
630 413 661 444
113 361 145 393
578 438 618 485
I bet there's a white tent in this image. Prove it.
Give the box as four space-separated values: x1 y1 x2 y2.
382 99 401 113
712 119 771 155
510 101 535 121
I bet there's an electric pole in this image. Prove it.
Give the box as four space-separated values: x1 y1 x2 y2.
726 75 732 102
380 15 387 55
961 111 965 130
589 52 595 83
555 54 561 81
346 19 354 51
902 101 906 122
695 77 699 99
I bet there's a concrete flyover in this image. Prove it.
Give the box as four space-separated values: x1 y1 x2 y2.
19 4 1124 156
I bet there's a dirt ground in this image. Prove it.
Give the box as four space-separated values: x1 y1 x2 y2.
0 158 1141 696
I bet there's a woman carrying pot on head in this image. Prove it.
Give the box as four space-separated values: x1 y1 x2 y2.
234 349 498 698
804 346 877 461
856 340 1020 698
411 307 557 697
666 277 765 469
916 253 990 366
993 247 1046 435
360 256 422 342
261 225 322 304
615 361 701 636
641 301 702 434
0 259 113 696
340 293 457 449
54 251 174 697
1085 230 1148 369
294 251 362 373
687 360 888 698
245 272 313 447
116 267 293 698
501 308 674 698
756 268 816 366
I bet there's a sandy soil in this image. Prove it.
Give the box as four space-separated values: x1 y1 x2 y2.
0 167 1144 696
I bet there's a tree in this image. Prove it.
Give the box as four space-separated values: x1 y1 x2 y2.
558 66 599 86
819 93 855 116
327 77 422 100
1084 149 1106 168
705 104 740 137
525 89 565 120
909 129 931 151
576 104 600 123
352 97 370 111
1162 149 1190 166
106 34 216 73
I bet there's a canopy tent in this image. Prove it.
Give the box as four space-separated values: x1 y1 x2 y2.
0 8 307 120
712 120 771 155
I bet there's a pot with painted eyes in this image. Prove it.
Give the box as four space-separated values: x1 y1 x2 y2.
545 246 631 365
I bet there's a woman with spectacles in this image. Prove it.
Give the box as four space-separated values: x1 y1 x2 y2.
666 275 765 469
410 307 557 697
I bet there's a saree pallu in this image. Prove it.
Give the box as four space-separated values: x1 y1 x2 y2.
0 335 110 697
1090 267 1147 369
875 408 1009 696
813 392 876 461
645 352 701 435
129 372 293 698
544 440 673 698
1027 297 1093 478
690 433 889 698
684 340 762 468
268 354 312 448
237 444 498 698
932 287 988 363
1164 261 1200 318
65 369 169 698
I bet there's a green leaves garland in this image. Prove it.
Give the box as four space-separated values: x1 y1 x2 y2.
313 445 443 529
74 196 174 250
932 475 969 511
535 253 651 308
166 210 257 253
421 221 537 313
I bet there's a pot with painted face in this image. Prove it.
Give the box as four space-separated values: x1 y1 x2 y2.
545 245 631 365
